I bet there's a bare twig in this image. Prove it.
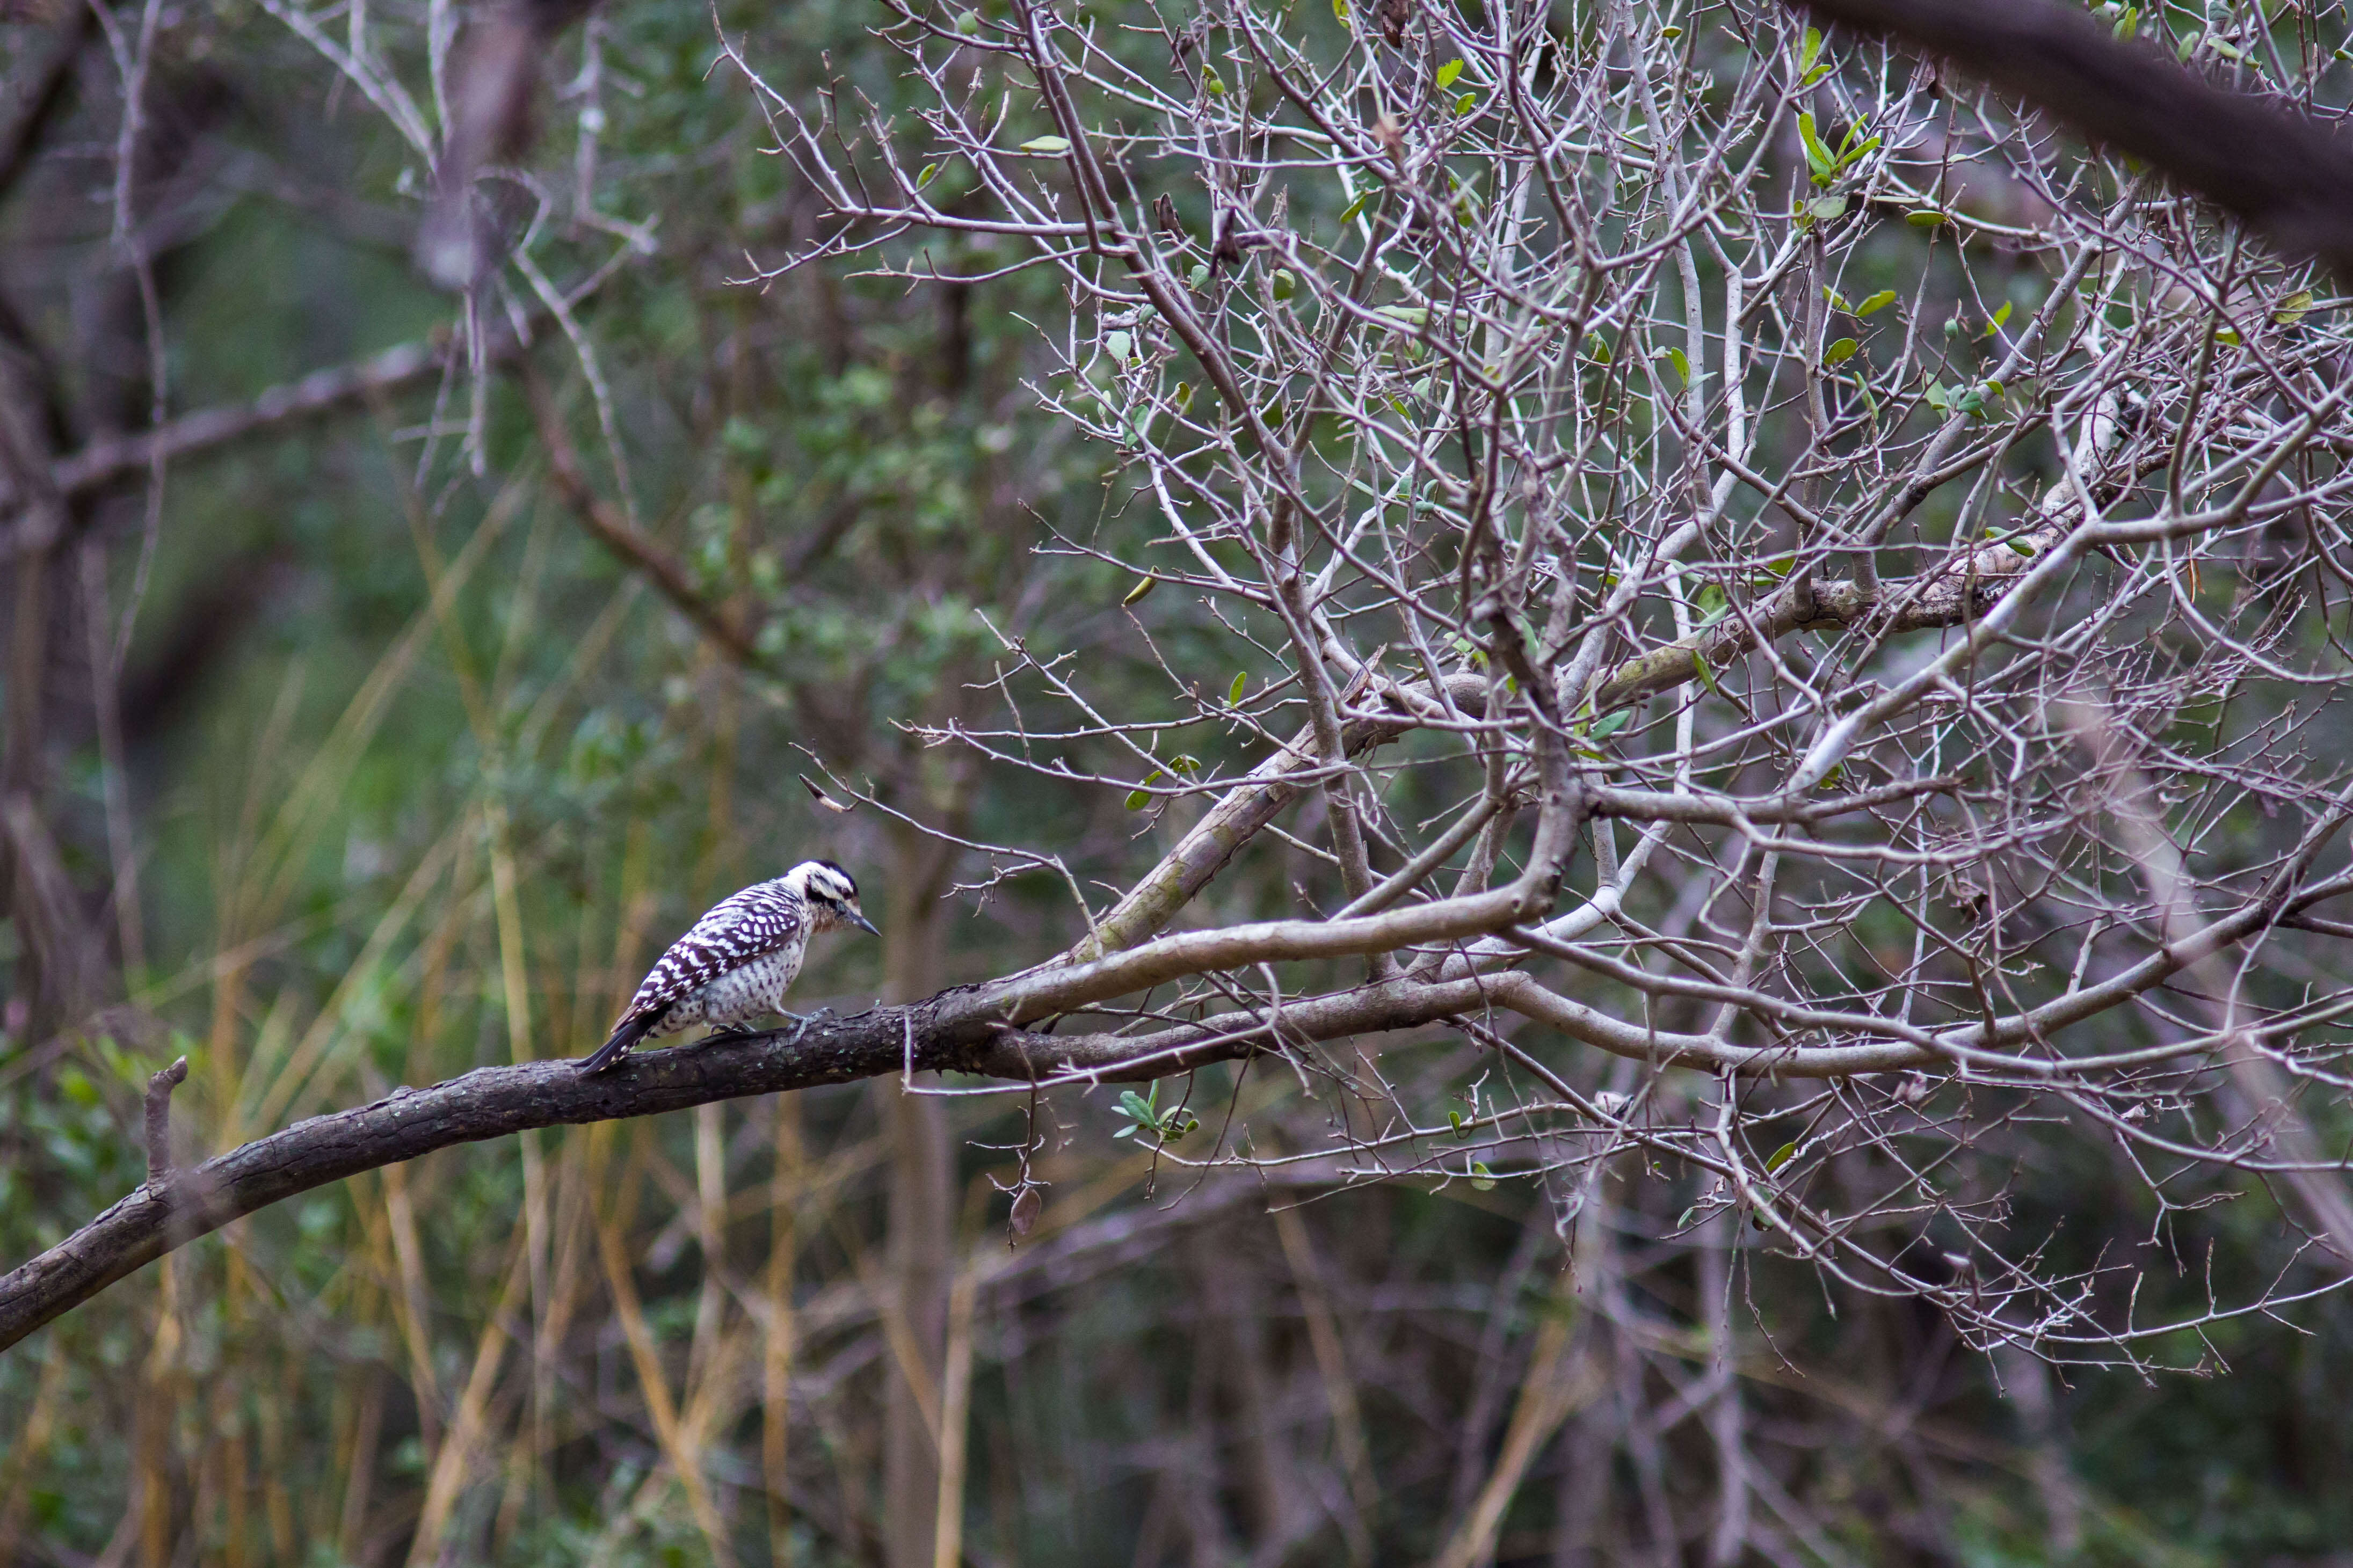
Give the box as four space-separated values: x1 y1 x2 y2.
141 1056 188 1190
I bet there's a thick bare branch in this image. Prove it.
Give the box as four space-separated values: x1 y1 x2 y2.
3 325 544 558
0 963 1906 1351
1588 526 2051 712
0 1008 957 1354
1792 0 2353 274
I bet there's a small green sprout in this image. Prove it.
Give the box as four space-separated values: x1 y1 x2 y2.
1113 1084 1199 1143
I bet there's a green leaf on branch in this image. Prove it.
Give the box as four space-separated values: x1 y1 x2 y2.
1797 112 1836 184
1112 1088 1155 1134
1800 37 1833 82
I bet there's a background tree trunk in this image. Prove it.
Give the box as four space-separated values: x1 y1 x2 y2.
879 812 957 1568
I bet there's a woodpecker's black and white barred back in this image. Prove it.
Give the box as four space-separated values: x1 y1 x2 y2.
578 859 878 1075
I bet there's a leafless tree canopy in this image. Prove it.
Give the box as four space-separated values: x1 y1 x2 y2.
734 0 2353 1366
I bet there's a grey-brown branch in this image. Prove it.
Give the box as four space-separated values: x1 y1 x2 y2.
0 933 1575 1356
0 1003 983 1355
1792 0 2353 276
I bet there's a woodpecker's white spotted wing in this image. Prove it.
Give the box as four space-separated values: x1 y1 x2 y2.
618 879 805 1030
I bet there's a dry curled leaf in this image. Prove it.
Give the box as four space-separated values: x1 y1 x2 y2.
800 775 855 814
1008 1185 1043 1241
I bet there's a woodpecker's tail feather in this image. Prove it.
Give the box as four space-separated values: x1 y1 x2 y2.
580 1013 656 1075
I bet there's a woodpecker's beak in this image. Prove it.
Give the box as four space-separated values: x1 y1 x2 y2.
848 910 881 936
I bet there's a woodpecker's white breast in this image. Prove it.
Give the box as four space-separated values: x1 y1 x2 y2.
647 945 807 1038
